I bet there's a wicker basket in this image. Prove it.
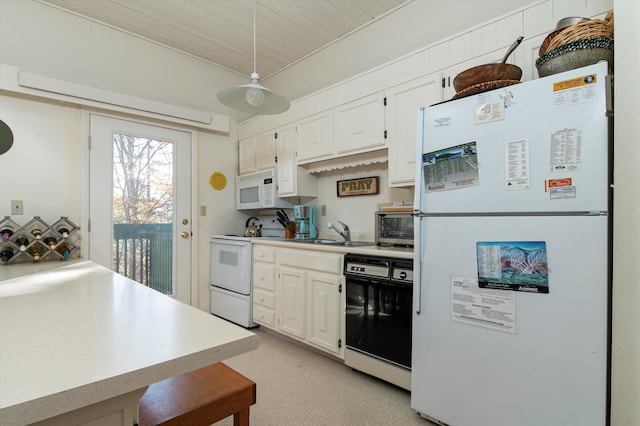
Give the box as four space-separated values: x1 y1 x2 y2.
536 37 613 77
539 12 613 57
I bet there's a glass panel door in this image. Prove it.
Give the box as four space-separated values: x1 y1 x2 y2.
89 114 192 303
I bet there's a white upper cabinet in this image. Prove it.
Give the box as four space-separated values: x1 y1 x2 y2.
238 130 277 175
296 110 334 162
255 130 277 171
238 137 256 175
276 125 318 198
276 125 296 195
334 92 386 155
385 73 441 186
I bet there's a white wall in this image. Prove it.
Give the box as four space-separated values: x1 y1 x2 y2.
611 1 640 424
0 94 82 229
314 165 413 241
196 128 242 309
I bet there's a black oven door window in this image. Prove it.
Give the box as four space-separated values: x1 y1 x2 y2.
346 278 412 369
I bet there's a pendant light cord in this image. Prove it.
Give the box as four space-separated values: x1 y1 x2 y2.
252 0 257 76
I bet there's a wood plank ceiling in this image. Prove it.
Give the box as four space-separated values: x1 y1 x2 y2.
38 0 409 79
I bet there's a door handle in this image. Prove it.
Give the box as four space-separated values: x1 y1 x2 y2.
181 232 189 239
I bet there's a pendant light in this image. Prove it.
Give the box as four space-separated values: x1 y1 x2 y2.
217 0 290 115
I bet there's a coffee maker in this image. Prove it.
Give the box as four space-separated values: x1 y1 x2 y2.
293 205 317 240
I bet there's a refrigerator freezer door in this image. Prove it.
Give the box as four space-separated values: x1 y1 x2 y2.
419 62 609 214
411 215 607 426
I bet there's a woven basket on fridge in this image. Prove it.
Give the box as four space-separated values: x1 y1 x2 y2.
539 11 614 57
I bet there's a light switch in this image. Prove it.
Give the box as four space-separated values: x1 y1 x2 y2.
11 200 23 215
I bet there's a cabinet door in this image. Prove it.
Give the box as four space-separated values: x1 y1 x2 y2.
276 125 296 196
334 92 385 154
255 130 277 170
442 49 510 100
238 137 256 175
307 272 341 355
296 110 334 162
278 266 306 340
385 74 441 186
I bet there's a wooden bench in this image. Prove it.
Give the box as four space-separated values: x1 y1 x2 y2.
138 362 256 426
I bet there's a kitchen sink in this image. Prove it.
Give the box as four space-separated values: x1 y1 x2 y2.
290 239 374 247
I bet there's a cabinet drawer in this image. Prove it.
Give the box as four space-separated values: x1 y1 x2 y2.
253 305 275 327
254 289 275 309
253 245 276 263
253 263 276 291
279 249 343 275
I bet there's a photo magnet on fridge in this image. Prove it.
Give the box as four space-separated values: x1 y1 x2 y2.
476 241 549 293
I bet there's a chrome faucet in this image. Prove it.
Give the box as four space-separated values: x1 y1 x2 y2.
328 221 351 242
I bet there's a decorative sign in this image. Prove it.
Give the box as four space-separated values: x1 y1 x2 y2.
337 176 379 197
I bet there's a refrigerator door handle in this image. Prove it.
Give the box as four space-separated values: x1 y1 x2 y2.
413 215 422 315
413 108 426 315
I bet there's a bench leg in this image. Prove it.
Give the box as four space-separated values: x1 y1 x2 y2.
233 407 250 426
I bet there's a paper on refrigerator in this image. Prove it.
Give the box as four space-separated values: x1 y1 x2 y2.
451 276 516 333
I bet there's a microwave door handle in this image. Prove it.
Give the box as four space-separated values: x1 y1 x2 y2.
258 179 265 205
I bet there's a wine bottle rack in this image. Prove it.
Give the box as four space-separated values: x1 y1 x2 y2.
0 216 80 264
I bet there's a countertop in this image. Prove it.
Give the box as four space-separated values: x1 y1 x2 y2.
251 238 414 259
0 260 259 425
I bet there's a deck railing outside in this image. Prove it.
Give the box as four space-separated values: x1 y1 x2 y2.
113 223 173 295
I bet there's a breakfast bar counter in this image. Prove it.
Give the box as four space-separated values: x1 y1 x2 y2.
0 260 259 426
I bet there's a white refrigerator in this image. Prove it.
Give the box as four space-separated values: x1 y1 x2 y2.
411 62 610 426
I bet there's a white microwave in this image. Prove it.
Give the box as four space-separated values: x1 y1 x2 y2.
235 168 292 210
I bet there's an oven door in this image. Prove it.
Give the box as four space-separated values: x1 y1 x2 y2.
346 276 412 369
210 238 252 295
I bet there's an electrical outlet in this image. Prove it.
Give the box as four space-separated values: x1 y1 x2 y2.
11 200 23 215
320 204 327 216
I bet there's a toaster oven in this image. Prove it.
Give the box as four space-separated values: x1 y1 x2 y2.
375 211 414 246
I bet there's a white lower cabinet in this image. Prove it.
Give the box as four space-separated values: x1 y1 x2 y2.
252 243 344 358
253 246 277 327
279 266 306 339
306 272 341 354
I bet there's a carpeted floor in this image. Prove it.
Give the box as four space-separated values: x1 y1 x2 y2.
214 328 435 426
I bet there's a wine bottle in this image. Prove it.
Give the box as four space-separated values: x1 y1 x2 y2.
15 236 29 252
55 242 72 259
1 227 14 240
57 226 70 238
26 243 44 261
44 236 58 249
31 228 42 240
0 247 14 263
